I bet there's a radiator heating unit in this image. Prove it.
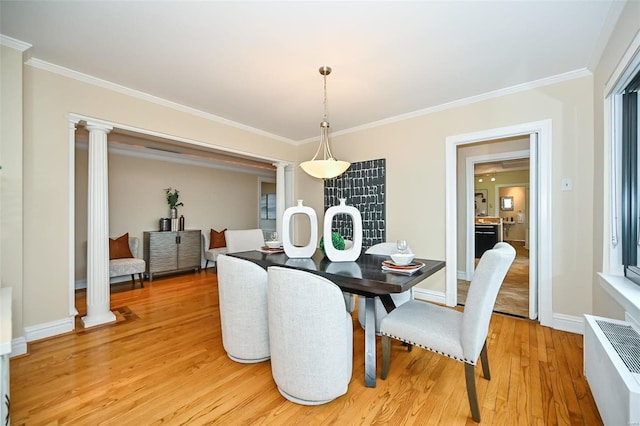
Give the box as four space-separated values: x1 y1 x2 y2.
584 315 640 426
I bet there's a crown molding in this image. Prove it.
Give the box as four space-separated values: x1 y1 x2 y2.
26 57 296 145
26 55 589 148
316 68 591 142
0 34 31 51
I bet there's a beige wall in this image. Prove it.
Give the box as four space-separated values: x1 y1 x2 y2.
0 44 25 338
74 148 267 280
297 76 594 318
21 65 294 330
592 2 640 317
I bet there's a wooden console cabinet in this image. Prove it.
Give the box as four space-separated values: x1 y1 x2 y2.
143 230 201 281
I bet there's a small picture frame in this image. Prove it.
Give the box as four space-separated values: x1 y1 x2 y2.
500 196 514 211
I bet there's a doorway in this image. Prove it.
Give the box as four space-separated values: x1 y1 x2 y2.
459 158 530 318
445 120 553 327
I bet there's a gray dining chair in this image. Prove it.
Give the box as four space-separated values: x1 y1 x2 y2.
358 242 413 333
216 254 270 363
379 242 515 423
267 266 353 405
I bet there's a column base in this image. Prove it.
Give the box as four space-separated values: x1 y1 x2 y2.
81 311 116 328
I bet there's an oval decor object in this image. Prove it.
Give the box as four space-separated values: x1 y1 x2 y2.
323 199 363 262
282 200 318 258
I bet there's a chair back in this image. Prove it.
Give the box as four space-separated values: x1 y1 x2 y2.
217 254 270 362
461 242 516 361
128 237 140 258
225 229 265 253
267 266 352 403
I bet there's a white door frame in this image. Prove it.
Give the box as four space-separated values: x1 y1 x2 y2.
446 120 552 327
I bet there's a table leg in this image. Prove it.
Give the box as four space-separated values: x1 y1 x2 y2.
364 296 376 387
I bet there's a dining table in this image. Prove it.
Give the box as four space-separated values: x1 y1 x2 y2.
226 249 446 388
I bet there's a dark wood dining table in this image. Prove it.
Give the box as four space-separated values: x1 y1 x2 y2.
226 249 446 387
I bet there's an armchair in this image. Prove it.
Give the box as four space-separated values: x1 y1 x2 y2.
109 236 145 288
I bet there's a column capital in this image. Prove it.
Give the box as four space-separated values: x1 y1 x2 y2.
272 162 290 169
85 120 113 134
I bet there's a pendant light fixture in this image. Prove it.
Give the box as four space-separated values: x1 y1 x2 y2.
300 66 350 179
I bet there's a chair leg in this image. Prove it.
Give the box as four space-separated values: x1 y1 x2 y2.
480 340 490 380
130 274 136 289
205 260 209 269
465 363 481 423
381 336 391 380
139 273 144 288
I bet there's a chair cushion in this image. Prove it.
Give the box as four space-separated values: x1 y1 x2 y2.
109 233 133 259
204 247 228 262
210 228 227 249
380 300 469 363
109 258 145 277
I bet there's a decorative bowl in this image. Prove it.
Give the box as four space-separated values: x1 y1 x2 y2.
266 240 282 249
390 253 415 266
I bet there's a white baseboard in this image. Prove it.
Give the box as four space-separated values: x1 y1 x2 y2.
552 313 584 335
457 270 467 280
24 315 75 342
11 336 27 357
414 288 446 305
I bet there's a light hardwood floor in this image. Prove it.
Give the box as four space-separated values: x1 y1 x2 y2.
10 271 602 425
458 241 530 318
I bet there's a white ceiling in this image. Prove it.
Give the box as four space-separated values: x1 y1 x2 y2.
0 1 622 144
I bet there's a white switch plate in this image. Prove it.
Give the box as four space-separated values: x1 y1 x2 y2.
562 178 572 191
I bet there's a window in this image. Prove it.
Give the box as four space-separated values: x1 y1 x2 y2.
620 70 640 284
260 193 276 220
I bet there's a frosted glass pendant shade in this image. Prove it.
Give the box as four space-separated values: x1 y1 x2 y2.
282 200 318 258
300 158 351 179
323 199 363 262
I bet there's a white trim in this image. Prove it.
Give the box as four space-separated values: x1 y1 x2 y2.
413 288 446 306
0 34 31 51
11 337 27 357
552 313 584 335
604 30 640 97
303 69 590 144
29 58 295 145
24 316 75 342
68 119 79 319
446 120 553 327
24 55 588 148
598 273 640 325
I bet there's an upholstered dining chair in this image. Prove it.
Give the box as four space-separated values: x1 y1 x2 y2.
379 242 515 423
267 266 353 405
224 229 265 253
216 254 270 363
358 242 413 333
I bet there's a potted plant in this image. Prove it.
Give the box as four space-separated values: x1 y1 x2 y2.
165 188 183 218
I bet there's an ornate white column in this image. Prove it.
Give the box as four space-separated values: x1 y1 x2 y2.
82 121 116 328
273 162 287 240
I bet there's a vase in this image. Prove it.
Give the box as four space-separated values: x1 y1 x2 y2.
282 200 318 258
170 208 177 219
323 198 363 262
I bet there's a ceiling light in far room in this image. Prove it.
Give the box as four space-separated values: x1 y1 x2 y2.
300 66 350 179
490 173 496 182
478 177 483 183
